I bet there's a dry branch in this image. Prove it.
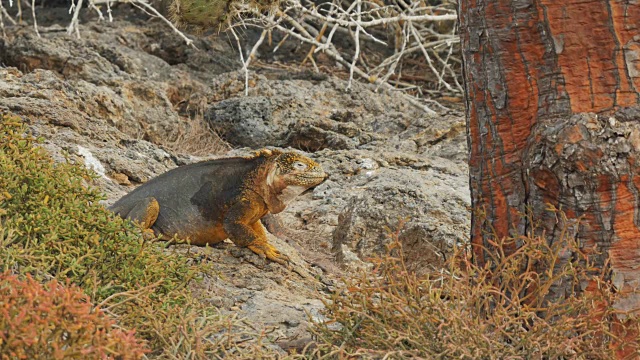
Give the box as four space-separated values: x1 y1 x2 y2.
0 0 195 44
227 0 460 113
0 0 461 113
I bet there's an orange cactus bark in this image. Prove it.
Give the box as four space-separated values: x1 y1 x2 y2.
459 0 640 310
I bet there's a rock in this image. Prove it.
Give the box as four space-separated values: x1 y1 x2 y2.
184 233 327 348
0 21 239 145
331 167 470 273
337 244 373 271
0 29 123 85
264 145 470 276
285 121 359 151
204 72 427 151
283 319 301 327
110 173 131 186
0 7 470 352
206 96 282 148
77 145 108 179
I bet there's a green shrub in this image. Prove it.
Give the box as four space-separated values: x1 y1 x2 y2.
0 114 196 301
0 272 147 359
310 214 640 359
0 114 284 359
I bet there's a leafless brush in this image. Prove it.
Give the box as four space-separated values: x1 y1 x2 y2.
0 0 195 45
225 0 461 114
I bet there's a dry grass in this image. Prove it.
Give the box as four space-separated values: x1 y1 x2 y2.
308 212 640 359
167 115 231 157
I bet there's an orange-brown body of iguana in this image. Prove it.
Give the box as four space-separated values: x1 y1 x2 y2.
109 149 327 264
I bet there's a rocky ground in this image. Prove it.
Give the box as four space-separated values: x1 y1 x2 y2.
0 6 470 352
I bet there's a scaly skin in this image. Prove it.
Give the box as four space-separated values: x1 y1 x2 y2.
109 149 327 264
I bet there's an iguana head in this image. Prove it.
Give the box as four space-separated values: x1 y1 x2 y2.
256 149 327 213
272 151 327 187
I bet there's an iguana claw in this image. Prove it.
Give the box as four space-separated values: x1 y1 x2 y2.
248 243 290 265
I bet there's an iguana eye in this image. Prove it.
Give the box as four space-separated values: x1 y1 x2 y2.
293 161 308 171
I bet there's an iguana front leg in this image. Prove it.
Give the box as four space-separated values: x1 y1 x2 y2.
223 196 290 265
247 221 290 265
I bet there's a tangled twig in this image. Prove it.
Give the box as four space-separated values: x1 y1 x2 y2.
229 0 460 113
1 0 194 44
0 0 460 114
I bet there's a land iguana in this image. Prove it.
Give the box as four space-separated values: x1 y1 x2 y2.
109 149 327 264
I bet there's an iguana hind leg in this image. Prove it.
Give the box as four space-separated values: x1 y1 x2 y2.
122 197 160 239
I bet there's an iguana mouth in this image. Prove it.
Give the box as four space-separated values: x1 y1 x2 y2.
292 174 327 189
302 176 328 185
